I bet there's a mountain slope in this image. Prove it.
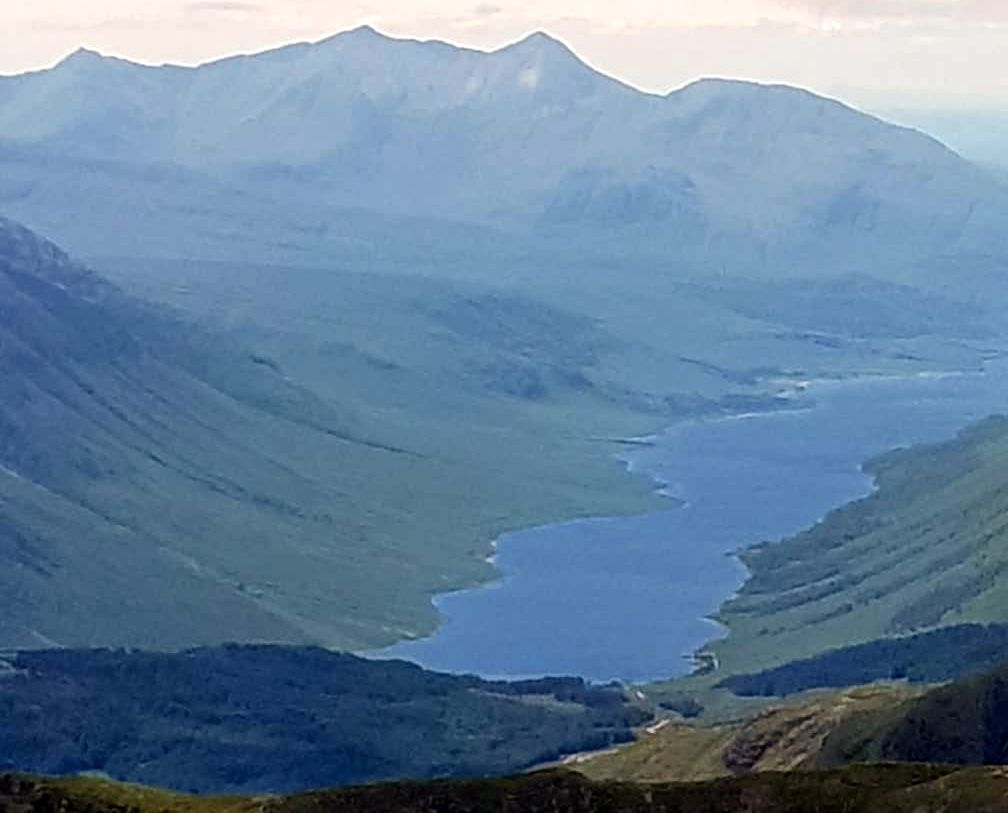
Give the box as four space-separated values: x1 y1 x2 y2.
0 215 414 649
820 661 1008 768
584 661 1008 785
701 415 1008 677
0 217 662 651
579 684 920 783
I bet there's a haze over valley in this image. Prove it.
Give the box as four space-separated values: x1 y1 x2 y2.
3 26 1008 654
4 15 1008 809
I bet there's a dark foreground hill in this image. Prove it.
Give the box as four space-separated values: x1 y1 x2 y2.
4 765 1008 813
719 622 1008 697
820 660 1008 768
0 646 647 793
8 646 1008 800
585 661 1008 785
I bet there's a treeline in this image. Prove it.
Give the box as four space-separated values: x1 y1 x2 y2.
718 623 1008 696
0 646 649 794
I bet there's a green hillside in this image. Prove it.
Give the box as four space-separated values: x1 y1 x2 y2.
0 216 676 651
707 415 1008 675
5 210 1002 655
582 661 1008 785
820 661 1008 768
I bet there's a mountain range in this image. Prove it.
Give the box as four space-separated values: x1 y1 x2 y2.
2 27 1007 282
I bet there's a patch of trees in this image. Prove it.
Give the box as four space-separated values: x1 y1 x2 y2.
718 623 1008 696
0 646 649 794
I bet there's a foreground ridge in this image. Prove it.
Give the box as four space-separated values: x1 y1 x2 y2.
4 765 1008 813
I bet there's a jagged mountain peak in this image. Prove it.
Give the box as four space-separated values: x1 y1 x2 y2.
311 23 410 51
493 30 597 77
52 46 143 75
477 29 626 101
501 30 573 55
57 46 107 66
340 23 384 39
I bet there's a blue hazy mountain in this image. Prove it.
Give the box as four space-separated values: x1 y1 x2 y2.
1 27 1006 276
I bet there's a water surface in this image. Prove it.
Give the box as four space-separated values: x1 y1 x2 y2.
380 363 1008 682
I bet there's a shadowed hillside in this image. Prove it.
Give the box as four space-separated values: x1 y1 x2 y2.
718 623 1008 697
578 685 919 783
820 661 1008 768
4 765 1008 813
585 662 1008 785
0 646 648 793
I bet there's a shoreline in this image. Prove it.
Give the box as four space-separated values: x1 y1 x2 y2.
370 362 992 679
689 458 882 679
688 364 1001 682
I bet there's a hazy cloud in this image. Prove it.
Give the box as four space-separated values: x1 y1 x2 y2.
1 0 1006 107
772 0 1008 26
472 3 504 18
186 1 264 13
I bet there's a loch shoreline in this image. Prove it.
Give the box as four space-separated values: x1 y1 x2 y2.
375 362 1008 683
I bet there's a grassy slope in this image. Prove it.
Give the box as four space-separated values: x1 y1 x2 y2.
584 660 1008 784
4 201 1001 654
578 685 918 783
85 253 998 651
6 765 1008 813
706 416 1008 675
819 661 1008 768
0 220 673 651
639 415 1008 721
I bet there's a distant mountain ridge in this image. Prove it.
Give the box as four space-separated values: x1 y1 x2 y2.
1 27 1006 275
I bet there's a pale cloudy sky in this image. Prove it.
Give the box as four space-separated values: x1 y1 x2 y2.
3 1 1007 110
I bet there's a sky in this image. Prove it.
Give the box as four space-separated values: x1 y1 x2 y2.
3 0 1008 113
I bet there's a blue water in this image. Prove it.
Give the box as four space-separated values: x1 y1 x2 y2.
378 362 1008 683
